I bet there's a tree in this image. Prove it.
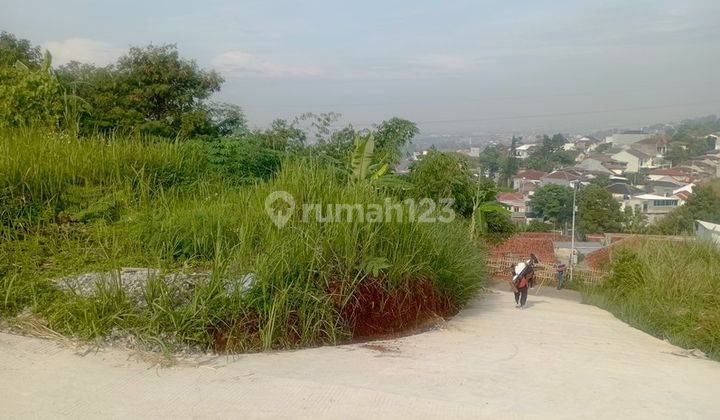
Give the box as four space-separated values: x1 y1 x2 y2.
57 44 223 137
478 144 502 178
373 117 419 165
408 150 475 218
206 102 248 137
594 142 612 153
468 177 515 240
524 133 574 172
528 184 573 227
653 181 720 234
308 116 418 169
588 174 612 188
0 50 62 129
525 220 553 232
622 206 647 234
665 143 688 166
499 136 519 187
254 118 307 151
577 185 623 234
0 31 43 68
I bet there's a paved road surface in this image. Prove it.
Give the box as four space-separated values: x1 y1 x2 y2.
2 288 719 419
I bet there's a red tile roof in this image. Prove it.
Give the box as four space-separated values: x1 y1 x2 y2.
514 169 548 180
674 190 692 201
544 170 581 181
497 192 525 202
649 167 689 176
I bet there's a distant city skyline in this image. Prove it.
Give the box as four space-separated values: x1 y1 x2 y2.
2 0 719 134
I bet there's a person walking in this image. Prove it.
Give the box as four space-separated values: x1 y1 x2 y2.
513 270 529 309
555 261 567 290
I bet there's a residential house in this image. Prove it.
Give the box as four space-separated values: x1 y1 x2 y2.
606 183 641 201
540 169 582 187
514 144 537 159
605 131 651 147
612 149 654 173
512 169 547 190
575 158 613 175
632 136 668 158
646 179 684 196
497 192 529 223
696 220 720 247
648 167 692 183
672 184 694 205
624 194 680 223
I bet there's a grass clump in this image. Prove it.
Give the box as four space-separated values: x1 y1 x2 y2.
1 129 487 353
583 240 720 360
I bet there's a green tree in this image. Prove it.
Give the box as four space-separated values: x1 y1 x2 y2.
578 185 623 233
524 133 574 172
622 206 648 234
528 184 573 227
478 144 503 178
525 220 554 232
58 44 223 137
499 136 519 187
469 177 514 240
589 174 612 187
254 118 307 151
654 181 720 234
409 150 475 218
0 31 43 68
373 117 419 165
0 51 62 129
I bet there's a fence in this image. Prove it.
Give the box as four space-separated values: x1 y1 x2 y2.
488 257 609 287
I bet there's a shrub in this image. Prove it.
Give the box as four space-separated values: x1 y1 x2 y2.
1 132 487 353
584 240 720 360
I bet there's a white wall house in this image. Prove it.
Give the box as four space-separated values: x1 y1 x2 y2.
612 149 654 173
696 220 720 247
514 144 537 159
706 134 719 151
624 194 679 223
605 132 650 147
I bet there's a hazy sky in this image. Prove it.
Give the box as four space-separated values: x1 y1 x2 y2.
3 0 719 134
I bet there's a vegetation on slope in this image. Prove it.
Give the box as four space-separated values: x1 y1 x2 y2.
583 240 720 360
0 129 487 353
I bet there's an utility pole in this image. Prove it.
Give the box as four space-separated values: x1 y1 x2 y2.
569 180 578 284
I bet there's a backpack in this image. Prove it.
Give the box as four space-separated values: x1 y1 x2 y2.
516 275 528 289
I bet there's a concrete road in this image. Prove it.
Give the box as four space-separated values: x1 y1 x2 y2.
2 288 719 419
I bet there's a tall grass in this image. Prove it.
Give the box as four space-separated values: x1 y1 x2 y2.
584 240 720 360
1 129 487 353
0 128 209 231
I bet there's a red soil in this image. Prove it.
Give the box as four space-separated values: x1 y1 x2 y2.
340 278 451 339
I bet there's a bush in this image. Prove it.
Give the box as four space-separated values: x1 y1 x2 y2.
525 220 553 232
1 131 487 353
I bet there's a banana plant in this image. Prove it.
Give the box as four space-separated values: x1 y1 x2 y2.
469 180 510 239
349 135 413 190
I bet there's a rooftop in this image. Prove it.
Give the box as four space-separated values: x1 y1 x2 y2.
634 193 678 200
606 183 640 195
513 169 548 180
544 170 582 181
623 149 652 159
497 192 525 202
649 167 689 176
